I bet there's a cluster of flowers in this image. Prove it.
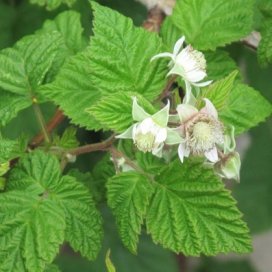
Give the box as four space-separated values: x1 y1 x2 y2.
117 37 240 181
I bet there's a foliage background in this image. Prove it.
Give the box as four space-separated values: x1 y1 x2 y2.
0 0 271 271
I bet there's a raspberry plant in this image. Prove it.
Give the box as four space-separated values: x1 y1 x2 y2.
0 0 271 271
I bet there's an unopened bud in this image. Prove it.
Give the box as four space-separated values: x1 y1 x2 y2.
216 152 241 182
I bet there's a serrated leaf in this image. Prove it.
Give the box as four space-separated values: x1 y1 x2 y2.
53 175 103 260
146 159 252 256
0 90 31 126
29 0 76 11
0 151 103 271
0 32 62 125
107 172 154 253
38 11 87 80
39 48 102 130
205 50 239 81
52 127 79 149
220 83 272 134
90 2 167 101
0 137 26 163
200 71 238 112
0 190 66 272
258 19 272 66
88 92 156 133
171 0 254 50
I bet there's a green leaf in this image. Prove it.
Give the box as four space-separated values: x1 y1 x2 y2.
0 137 26 163
90 2 167 101
220 83 272 134
105 249 116 272
29 0 76 11
40 48 102 130
52 127 79 149
0 32 62 125
0 151 102 271
146 159 252 256
205 50 239 81
88 92 156 133
38 11 87 80
0 90 31 126
258 19 272 67
0 190 66 272
107 172 154 253
171 0 255 50
200 71 238 112
54 175 103 260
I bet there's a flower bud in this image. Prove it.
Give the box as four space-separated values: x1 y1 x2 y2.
0 162 10 177
216 152 241 182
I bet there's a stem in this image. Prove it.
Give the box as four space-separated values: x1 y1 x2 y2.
68 134 116 156
32 100 51 144
30 109 65 147
142 5 165 32
156 75 178 102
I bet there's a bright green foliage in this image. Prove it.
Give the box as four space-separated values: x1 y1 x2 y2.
52 127 79 149
107 172 154 253
40 48 102 130
258 20 272 66
90 2 167 101
0 137 26 163
220 84 272 134
146 159 252 256
105 250 116 272
0 32 62 125
201 71 238 112
205 51 239 81
38 11 87 79
29 0 76 11
88 92 156 133
0 151 102 271
171 0 254 50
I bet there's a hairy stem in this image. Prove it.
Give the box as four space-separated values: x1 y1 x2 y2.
32 100 51 144
67 134 116 156
30 109 65 147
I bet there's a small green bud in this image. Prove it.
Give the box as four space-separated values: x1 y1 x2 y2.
216 152 241 182
0 162 10 176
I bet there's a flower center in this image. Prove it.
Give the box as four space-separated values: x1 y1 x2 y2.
187 46 206 71
186 116 224 154
134 132 156 153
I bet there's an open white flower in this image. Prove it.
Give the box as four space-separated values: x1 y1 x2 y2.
176 98 224 163
151 36 212 104
116 97 182 157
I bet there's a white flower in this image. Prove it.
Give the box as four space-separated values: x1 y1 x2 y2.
116 97 182 157
151 36 212 104
176 98 224 163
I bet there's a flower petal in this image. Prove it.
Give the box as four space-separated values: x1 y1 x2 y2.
132 97 150 122
116 125 134 139
151 52 174 62
155 128 167 144
183 80 197 105
204 147 219 163
176 103 198 123
193 80 213 87
200 98 218 119
138 117 155 134
167 63 185 77
152 144 164 157
178 143 190 163
173 36 185 57
152 100 170 127
165 128 183 145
